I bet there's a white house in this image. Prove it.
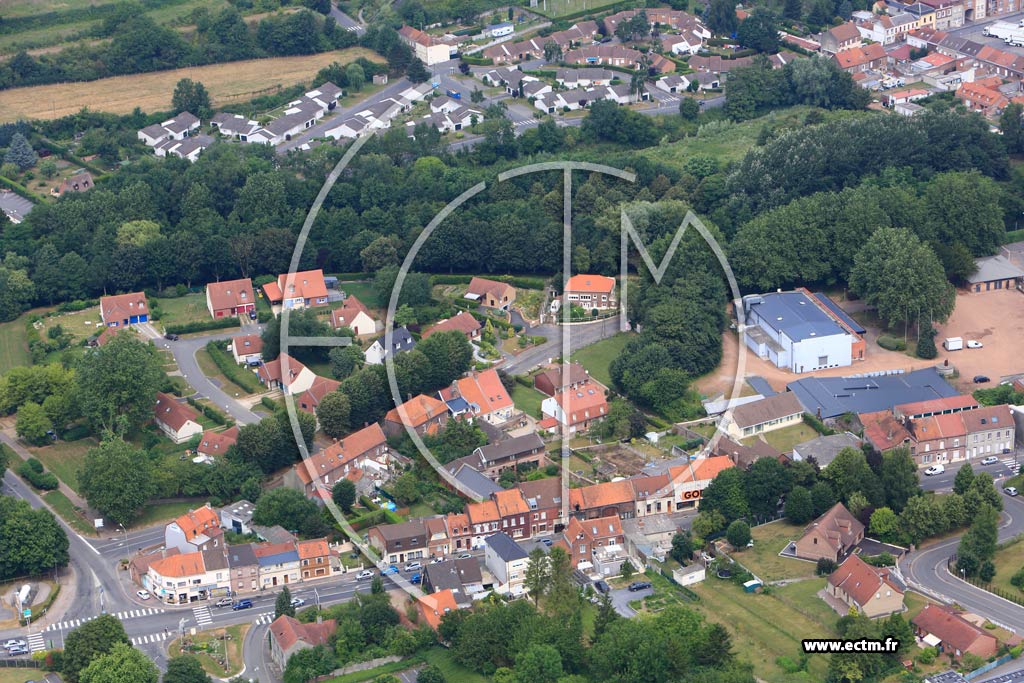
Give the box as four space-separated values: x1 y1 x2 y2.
164 504 222 554
399 25 455 65
555 68 614 88
484 532 530 596
153 392 203 444
231 334 263 365
153 135 212 162
657 74 692 93
365 327 415 365
661 30 706 55
137 112 200 147
430 95 463 114
255 354 318 395
211 113 263 141
485 22 514 38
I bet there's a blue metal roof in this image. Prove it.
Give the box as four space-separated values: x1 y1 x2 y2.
812 293 866 334
745 292 845 342
256 550 299 566
787 368 958 419
747 376 777 397
445 396 471 413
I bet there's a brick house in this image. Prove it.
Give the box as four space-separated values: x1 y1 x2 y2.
451 433 545 479
100 292 149 327
466 277 516 310
568 479 636 520
563 515 626 573
383 394 449 437
440 368 514 425
534 362 605 397
826 554 905 618
912 605 998 661
493 488 532 540
563 274 616 310
297 538 331 579
269 615 336 668
368 520 428 564
518 477 563 536
821 22 863 53
833 43 888 72
205 278 255 319
261 270 329 309
330 295 375 336
794 503 864 563
287 423 390 499
421 311 482 341
667 456 736 510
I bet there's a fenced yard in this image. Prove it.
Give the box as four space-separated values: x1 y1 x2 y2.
739 519 816 582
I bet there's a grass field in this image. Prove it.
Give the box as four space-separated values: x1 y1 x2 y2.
421 648 488 683
0 47 384 122
742 423 819 454
43 489 97 536
168 623 248 678
571 332 633 387
0 668 47 683
339 280 383 309
511 383 546 419
133 500 201 528
691 578 836 683
991 538 1024 597
740 520 817 582
155 294 215 329
0 317 30 374
29 437 99 493
39 305 103 345
531 0 623 18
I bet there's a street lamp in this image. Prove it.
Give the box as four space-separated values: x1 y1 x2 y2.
118 523 128 549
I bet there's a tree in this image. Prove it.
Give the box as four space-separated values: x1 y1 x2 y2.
784 485 814 524
783 0 804 20
706 0 739 34
514 644 563 683
75 333 164 435
899 494 941 544
317 391 351 439
1002 101 1024 153
953 463 975 495
726 519 751 548
736 8 779 53
16 400 53 446
0 495 69 580
848 228 956 329
524 547 550 606
80 642 158 683
163 655 211 683
276 585 296 619
869 507 900 543
171 78 212 119
543 40 562 62
620 561 635 580
63 614 130 683
79 439 155 526
416 665 446 683
329 345 363 380
700 467 749 523
881 449 919 513
253 487 323 537
4 132 37 171
966 472 1003 515
810 481 836 516
958 503 999 574
679 97 700 120
823 447 884 508
543 546 578 616
670 531 695 564
346 63 365 91
407 57 430 83
916 325 937 359
332 478 356 513
744 457 792 519
593 592 619 639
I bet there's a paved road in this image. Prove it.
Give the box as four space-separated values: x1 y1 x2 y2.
329 2 364 33
901 491 1024 633
502 316 623 374
920 453 1021 492
162 327 262 425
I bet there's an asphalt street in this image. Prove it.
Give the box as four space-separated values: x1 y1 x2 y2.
503 316 623 374
901 491 1024 633
919 452 1022 492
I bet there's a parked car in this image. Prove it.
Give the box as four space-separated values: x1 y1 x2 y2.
232 599 253 610
430 557 445 564
3 640 26 649
248 310 257 320
1005 486 1019 496
136 590 150 600
924 464 945 476
404 561 423 572
981 455 999 465
536 537 553 547
290 597 306 607
628 581 653 592
215 597 233 607
967 340 983 348
973 375 991 383
593 580 610 594
410 573 422 584
356 569 374 580
6 646 28 656
457 553 472 559
164 333 180 341
381 565 399 576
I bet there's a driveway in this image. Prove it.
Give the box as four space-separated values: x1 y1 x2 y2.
608 585 649 617
162 327 263 425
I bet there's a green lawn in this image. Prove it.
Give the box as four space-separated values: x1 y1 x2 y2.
43 489 97 536
0 668 48 683
739 520 817 582
338 281 383 309
531 0 621 18
991 538 1024 597
904 590 938 621
154 293 215 329
511 383 547 419
772 578 840 627
324 657 422 683
167 623 247 678
571 333 633 387
132 501 200 529
29 437 99 493
0 317 30 373
421 648 488 683
691 578 836 683
742 423 819 454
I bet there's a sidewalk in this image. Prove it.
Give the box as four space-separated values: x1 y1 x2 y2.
0 431 91 513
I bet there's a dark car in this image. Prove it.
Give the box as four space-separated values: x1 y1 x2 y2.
974 375 991 383
593 580 610 594
249 310 257 320
232 599 253 610
164 333 180 341
628 581 653 592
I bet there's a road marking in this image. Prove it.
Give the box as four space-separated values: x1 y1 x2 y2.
193 606 213 626
27 633 45 652
1002 457 1020 474
131 631 171 646
255 612 274 625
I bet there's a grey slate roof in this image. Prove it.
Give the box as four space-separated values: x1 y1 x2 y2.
967 255 1024 284
745 291 847 342
227 543 258 568
731 392 804 430
787 367 958 419
474 433 544 465
257 549 299 566
791 432 862 468
447 463 503 498
485 532 528 562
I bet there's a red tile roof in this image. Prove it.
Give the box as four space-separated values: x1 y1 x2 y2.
267 270 328 303
256 353 306 387
198 426 239 457
269 614 336 652
100 292 148 325
418 589 458 629
422 311 481 339
385 394 448 428
565 274 615 294
154 392 201 432
330 295 373 330
493 488 530 517
296 538 329 560
207 278 255 312
232 334 263 356
568 480 634 512
913 604 996 654
150 551 205 578
547 386 608 426
173 504 220 541
297 423 387 486
668 456 735 484
834 43 886 69
296 375 341 414
449 369 513 417
467 499 500 524
467 277 514 301
828 554 903 608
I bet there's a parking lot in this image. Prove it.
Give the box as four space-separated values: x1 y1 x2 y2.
934 288 1024 390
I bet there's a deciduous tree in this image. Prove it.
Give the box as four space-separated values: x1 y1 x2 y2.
331 478 356 513
79 438 155 526
75 333 164 435
63 614 131 683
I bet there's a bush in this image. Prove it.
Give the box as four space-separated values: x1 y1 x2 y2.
261 396 280 412
917 647 937 665
726 520 751 548
62 425 90 441
1011 565 1024 590
186 396 230 426
165 317 239 335
205 341 265 394
17 461 59 490
816 558 837 575
802 412 835 436
877 335 907 351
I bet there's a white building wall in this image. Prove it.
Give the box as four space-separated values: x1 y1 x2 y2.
790 334 853 373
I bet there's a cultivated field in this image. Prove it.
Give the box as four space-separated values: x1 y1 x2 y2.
0 47 384 122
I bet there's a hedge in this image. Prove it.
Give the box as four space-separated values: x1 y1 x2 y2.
35 137 105 175
56 299 98 313
0 174 46 203
430 273 547 290
876 335 907 351
205 342 265 394
165 317 240 335
186 396 232 426
17 461 59 490
260 396 280 412
62 425 91 441
802 412 835 436
460 55 494 66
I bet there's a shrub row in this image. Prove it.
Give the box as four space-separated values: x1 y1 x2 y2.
260 396 280 412
0 174 45 203
165 317 239 335
17 459 59 490
460 55 494 66
429 273 547 290
56 299 98 313
802 412 835 436
205 342 265 394
877 334 907 351
62 425 91 441
185 397 232 427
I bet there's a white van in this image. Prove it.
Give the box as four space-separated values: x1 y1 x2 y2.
943 337 963 351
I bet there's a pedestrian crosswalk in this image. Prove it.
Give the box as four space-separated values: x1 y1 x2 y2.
254 612 274 625
26 633 45 652
43 607 165 632
193 606 213 626
1003 457 1020 475
131 631 171 646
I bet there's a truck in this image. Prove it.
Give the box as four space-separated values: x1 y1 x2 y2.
983 20 1019 39
1005 28 1024 46
943 337 964 351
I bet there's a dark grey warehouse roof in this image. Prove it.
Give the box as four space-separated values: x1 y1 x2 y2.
787 368 958 419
